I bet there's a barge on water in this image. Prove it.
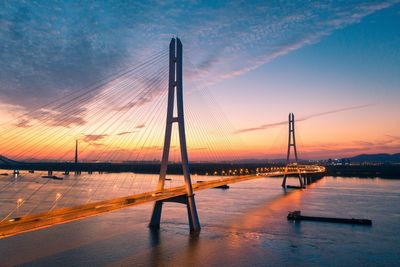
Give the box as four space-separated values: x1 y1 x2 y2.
287 211 372 225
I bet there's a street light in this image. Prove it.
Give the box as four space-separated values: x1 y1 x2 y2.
17 198 23 207
16 198 23 216
53 193 62 209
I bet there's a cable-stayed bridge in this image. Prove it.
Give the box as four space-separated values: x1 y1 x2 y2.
0 38 325 238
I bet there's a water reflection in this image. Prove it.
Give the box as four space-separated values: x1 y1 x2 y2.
0 170 222 220
148 228 162 266
0 177 399 266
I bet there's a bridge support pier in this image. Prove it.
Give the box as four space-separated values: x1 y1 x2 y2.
149 38 200 233
149 201 163 228
150 194 200 231
282 173 304 188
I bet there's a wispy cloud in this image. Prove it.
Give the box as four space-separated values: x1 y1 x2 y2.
385 134 400 140
15 118 31 128
0 1 396 114
83 134 109 142
235 104 372 134
116 131 135 136
299 104 373 121
13 106 88 128
184 1 398 87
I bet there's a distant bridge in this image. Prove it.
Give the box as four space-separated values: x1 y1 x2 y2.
0 155 321 176
0 155 157 173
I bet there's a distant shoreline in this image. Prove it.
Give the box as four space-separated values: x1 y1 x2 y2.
325 165 400 179
1 162 399 179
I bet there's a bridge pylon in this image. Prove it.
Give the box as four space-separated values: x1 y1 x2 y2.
281 113 304 188
149 38 200 233
75 140 78 164
74 140 81 175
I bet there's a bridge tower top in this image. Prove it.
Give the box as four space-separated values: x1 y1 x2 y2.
286 113 298 164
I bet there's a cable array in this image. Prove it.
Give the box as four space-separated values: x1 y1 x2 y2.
0 47 257 222
0 49 172 220
0 50 169 162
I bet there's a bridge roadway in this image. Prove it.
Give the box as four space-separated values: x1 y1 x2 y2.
0 169 324 239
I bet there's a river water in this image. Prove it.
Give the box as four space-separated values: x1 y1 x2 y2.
0 173 399 266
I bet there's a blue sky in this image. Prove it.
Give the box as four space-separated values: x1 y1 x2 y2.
211 2 400 118
203 2 400 158
1 1 398 106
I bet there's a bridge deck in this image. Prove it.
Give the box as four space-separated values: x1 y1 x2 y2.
0 171 322 239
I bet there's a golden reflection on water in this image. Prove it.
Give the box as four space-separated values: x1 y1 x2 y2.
162 180 326 266
2 177 398 266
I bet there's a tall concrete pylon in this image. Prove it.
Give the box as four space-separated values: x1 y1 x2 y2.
74 140 81 175
281 113 304 188
74 140 78 164
149 38 200 232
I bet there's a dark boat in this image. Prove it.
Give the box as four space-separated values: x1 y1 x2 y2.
286 185 305 189
287 211 372 225
214 184 229 189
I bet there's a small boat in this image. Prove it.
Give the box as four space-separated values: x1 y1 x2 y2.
213 184 229 189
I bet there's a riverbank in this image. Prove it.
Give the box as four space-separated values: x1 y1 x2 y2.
325 164 400 179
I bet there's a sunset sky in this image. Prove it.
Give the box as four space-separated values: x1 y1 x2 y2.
0 1 399 161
